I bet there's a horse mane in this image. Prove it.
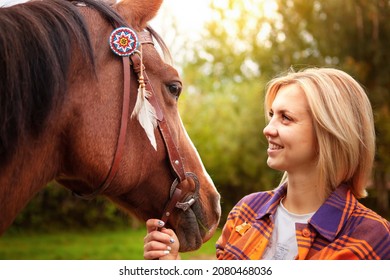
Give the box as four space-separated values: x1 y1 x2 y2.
0 0 121 165
0 0 91 164
0 0 171 165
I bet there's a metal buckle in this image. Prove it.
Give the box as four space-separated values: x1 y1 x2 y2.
169 172 200 212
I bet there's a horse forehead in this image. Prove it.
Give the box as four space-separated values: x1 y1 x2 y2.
144 49 178 78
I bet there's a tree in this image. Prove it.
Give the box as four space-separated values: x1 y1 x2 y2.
180 0 390 219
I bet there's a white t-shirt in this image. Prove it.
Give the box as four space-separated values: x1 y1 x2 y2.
262 199 315 260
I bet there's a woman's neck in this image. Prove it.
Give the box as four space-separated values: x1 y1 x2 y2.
283 173 325 214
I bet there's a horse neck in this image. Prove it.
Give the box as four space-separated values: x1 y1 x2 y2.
0 134 60 234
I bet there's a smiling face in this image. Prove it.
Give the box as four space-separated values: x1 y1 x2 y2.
263 84 318 175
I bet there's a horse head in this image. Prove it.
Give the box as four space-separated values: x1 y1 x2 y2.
0 0 220 253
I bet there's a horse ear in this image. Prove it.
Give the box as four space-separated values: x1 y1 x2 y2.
115 0 163 30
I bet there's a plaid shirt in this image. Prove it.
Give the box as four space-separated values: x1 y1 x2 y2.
216 184 390 260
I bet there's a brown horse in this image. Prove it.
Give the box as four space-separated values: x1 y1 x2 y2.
0 0 220 252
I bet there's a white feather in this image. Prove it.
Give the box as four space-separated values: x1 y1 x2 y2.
131 88 158 150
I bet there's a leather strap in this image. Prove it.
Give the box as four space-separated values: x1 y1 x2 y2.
74 56 131 199
130 54 186 182
130 52 188 229
159 188 182 225
137 30 154 46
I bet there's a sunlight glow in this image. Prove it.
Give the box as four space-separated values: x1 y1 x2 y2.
151 0 278 65
153 0 278 38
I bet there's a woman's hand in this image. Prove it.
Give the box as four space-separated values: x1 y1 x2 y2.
143 219 180 260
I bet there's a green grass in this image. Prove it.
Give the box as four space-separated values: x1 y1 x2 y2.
0 228 220 260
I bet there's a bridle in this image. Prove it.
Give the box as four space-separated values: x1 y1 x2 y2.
127 31 201 223
73 4 200 225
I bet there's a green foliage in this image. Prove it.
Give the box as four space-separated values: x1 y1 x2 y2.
8 182 131 233
179 78 280 218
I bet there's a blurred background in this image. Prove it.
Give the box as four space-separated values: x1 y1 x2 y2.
0 0 389 259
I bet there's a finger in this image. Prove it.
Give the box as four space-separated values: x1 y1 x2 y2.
160 228 178 243
143 249 171 260
144 230 174 245
144 240 172 252
145 219 165 233
160 228 179 251
144 230 171 245
144 240 172 260
155 230 176 245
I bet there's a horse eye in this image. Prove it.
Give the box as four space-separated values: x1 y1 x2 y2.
167 82 182 98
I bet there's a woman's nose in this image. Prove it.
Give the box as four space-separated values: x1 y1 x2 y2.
263 121 277 138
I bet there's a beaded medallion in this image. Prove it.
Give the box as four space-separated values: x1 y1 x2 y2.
109 27 139 56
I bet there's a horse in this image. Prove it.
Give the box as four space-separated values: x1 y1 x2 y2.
0 0 221 253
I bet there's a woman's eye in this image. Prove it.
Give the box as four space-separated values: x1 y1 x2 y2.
282 114 292 121
167 83 182 98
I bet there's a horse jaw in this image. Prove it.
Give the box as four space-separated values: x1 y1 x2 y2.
115 0 163 30
175 117 222 251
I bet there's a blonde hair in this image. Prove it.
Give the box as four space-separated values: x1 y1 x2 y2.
264 68 375 199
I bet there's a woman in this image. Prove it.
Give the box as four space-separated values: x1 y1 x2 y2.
143 67 390 260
